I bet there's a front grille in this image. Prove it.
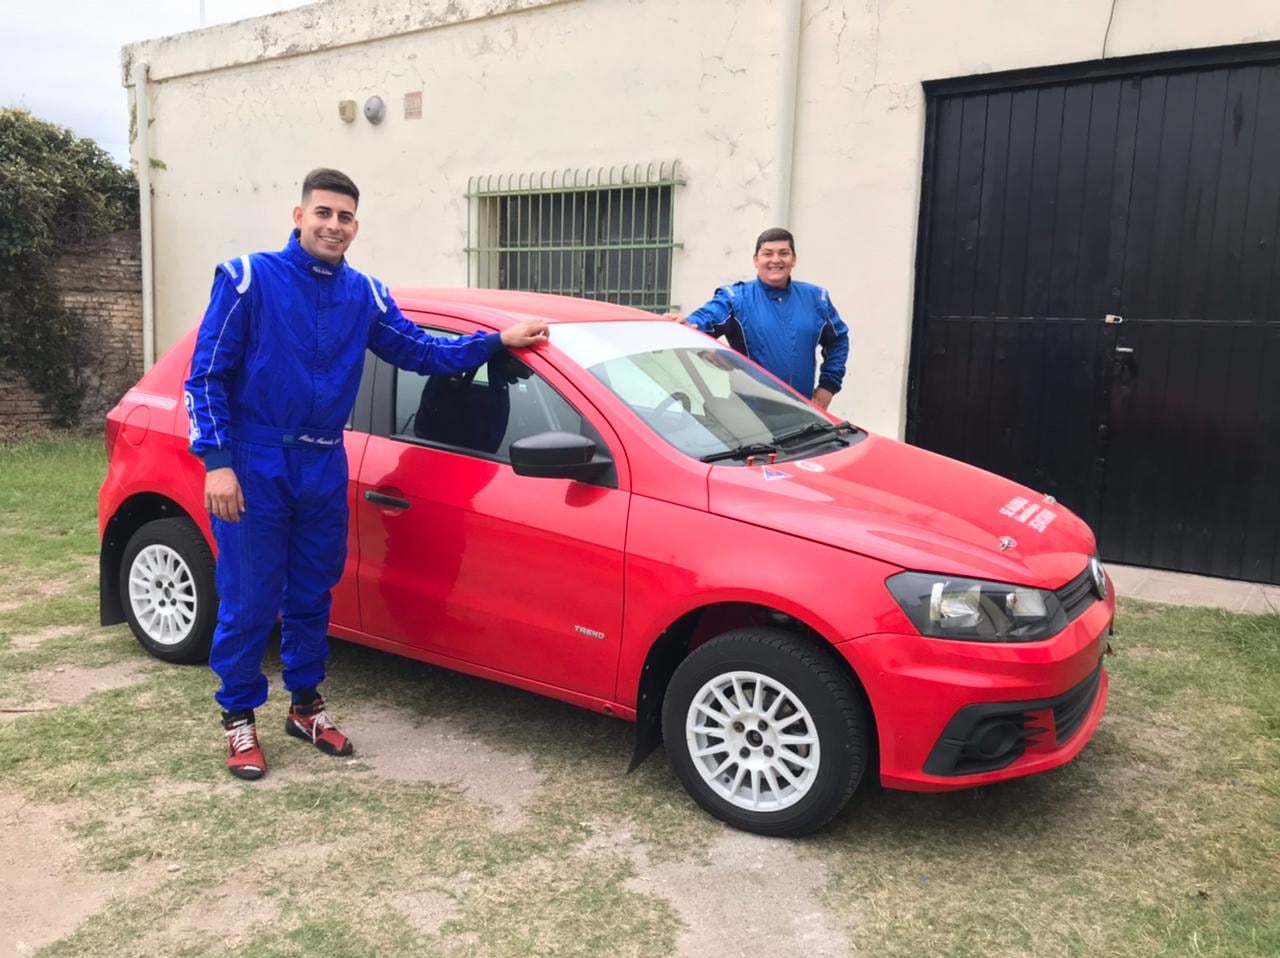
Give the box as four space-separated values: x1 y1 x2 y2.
923 659 1106 776
1056 565 1096 623
1052 661 1103 745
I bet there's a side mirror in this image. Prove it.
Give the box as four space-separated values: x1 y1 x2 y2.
509 431 612 482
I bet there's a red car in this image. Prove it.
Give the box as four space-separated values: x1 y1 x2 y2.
99 288 1113 836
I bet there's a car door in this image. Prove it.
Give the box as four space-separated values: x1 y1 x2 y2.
354 315 629 700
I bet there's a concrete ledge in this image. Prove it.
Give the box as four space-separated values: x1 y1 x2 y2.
1107 564 1280 615
122 0 574 83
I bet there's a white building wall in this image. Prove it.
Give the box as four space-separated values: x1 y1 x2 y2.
126 0 1280 438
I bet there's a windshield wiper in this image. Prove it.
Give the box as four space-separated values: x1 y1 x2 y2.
771 419 853 447
700 442 781 464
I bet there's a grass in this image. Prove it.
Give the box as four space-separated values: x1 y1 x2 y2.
0 434 1277 956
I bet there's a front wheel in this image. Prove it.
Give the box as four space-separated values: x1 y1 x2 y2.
661 627 870 837
119 517 217 664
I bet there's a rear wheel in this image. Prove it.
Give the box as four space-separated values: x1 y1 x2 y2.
119 518 217 663
661 627 869 837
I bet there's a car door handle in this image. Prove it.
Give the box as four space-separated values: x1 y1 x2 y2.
364 490 410 510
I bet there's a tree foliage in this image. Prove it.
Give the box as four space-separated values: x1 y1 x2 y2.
0 108 138 422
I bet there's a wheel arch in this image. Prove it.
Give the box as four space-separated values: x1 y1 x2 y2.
627 601 877 773
100 493 206 626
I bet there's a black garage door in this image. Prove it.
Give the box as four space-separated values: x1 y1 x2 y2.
909 44 1280 584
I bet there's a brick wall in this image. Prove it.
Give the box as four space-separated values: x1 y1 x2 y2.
0 230 143 441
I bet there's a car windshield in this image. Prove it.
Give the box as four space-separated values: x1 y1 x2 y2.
551 320 852 462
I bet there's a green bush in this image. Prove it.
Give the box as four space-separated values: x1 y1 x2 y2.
0 109 138 422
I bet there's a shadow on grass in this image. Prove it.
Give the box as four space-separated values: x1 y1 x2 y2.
318 635 1103 846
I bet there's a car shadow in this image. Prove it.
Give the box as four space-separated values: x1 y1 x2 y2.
317 637 1097 844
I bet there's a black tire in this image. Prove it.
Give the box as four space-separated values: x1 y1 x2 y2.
118 517 217 664
661 627 870 837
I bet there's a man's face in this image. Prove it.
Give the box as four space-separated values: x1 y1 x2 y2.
293 189 359 264
753 240 796 288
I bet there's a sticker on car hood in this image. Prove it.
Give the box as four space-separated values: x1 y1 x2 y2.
760 466 791 481
998 496 1058 532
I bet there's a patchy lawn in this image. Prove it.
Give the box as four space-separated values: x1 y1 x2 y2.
1 435 1277 957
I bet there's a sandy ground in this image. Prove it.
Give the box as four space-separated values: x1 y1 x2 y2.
0 660 855 955
253 704 545 832
0 660 150 723
0 792 170 957
7 624 80 652
0 557 96 614
579 821 852 958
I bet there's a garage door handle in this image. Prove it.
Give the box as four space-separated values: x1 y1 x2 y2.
364 490 410 509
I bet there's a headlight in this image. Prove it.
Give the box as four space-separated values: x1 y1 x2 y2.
886 572 1066 642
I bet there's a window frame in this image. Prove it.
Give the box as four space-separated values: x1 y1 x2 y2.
369 317 621 488
465 162 684 314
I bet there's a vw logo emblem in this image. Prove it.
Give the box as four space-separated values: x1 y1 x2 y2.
1089 556 1108 599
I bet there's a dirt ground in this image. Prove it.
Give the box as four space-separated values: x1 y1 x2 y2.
0 656 851 957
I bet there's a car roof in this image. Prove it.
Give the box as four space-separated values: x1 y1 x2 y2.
391 287 661 330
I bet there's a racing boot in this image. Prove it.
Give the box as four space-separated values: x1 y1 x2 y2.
222 709 266 780
285 694 354 756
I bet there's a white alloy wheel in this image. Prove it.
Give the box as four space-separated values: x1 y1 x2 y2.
127 543 199 647
685 669 821 812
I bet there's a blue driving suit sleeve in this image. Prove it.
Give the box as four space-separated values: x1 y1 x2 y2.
816 289 850 394
365 281 504 375
184 263 251 471
686 285 738 337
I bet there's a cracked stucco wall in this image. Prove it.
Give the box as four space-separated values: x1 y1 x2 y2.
126 0 788 373
126 0 1280 437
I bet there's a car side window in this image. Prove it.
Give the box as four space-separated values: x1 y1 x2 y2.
392 327 607 462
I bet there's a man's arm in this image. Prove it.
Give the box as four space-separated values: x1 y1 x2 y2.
184 263 251 521
814 289 850 410
366 285 547 374
675 285 737 338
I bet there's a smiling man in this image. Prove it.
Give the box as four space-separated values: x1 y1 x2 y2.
671 228 849 410
184 168 548 779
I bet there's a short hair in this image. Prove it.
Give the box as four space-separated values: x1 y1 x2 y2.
301 168 360 206
755 227 795 254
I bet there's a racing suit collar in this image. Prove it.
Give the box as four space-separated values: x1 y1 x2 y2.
284 230 346 278
755 276 792 300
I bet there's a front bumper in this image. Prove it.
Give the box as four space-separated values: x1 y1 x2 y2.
922 659 1105 776
836 591 1114 792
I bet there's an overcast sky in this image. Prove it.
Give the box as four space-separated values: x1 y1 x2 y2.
2 1 312 165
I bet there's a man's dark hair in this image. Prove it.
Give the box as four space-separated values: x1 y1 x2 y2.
755 227 795 254
301 168 360 206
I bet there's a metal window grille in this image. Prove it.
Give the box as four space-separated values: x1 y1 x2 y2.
466 161 683 312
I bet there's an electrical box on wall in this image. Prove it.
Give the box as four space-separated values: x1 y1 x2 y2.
338 99 356 123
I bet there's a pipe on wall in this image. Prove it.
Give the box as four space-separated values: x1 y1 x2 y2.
774 0 803 227
132 61 156 371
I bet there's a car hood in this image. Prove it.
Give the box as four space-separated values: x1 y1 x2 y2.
707 433 1095 588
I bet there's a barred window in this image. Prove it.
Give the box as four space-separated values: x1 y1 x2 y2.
466 162 683 313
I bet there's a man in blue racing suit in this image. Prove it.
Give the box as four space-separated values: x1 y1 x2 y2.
671 228 849 410
184 168 548 780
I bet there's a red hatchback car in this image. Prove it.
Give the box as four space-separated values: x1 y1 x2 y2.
99 288 1114 836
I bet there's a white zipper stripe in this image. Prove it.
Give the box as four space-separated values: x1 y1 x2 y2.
198 296 243 450
368 275 387 313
